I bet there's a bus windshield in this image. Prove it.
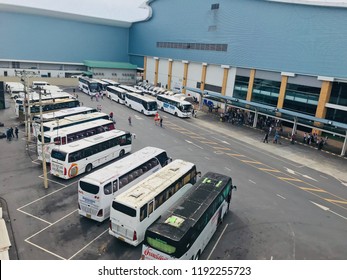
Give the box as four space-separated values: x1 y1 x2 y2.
147 102 157 111
79 181 99 195
38 135 51 143
51 150 66 161
180 104 192 112
89 82 99 92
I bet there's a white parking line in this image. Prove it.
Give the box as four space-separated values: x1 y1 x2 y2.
68 229 109 260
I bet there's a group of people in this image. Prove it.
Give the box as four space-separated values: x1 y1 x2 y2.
303 132 327 150
262 125 281 144
6 126 19 141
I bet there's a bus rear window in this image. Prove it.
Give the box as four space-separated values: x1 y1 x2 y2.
146 236 176 254
79 181 99 195
112 201 136 217
51 150 66 161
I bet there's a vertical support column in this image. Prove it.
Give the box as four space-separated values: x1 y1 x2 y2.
182 60 189 94
277 75 288 109
253 109 258 128
246 69 256 102
292 117 298 135
200 63 207 92
154 57 159 86
167 59 173 90
341 131 347 156
314 80 333 134
143 56 147 81
221 65 230 96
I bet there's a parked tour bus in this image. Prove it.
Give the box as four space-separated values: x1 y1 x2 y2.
78 77 100 95
32 81 49 89
33 111 108 138
124 92 157 116
156 94 193 118
17 98 80 122
119 85 144 95
101 79 120 87
15 91 73 117
106 85 127 104
141 172 236 260
37 118 115 163
109 159 200 246
32 106 98 137
50 129 132 179
78 146 172 222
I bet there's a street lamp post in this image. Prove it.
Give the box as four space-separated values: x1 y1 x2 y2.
39 89 49 189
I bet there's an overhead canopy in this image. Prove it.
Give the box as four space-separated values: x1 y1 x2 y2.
184 86 347 132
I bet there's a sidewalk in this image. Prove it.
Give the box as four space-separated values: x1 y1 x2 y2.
194 107 347 184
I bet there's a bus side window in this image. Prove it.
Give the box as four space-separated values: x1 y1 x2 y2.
140 204 147 222
148 201 154 216
112 180 118 193
104 183 112 195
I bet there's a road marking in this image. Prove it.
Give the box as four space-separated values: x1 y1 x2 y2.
69 229 109 260
226 153 245 157
276 194 286 200
185 139 203 149
211 146 231 151
207 224 228 260
224 167 231 172
284 167 296 175
249 180 256 184
285 167 318 182
278 177 303 182
299 187 327 193
25 239 66 260
258 168 281 173
325 199 347 205
241 160 263 165
302 175 318 182
311 201 347 221
320 175 329 179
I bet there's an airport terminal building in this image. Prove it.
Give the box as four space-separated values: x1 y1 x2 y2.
1 0 347 132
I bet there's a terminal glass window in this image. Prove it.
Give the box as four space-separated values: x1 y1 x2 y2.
233 76 249 100
330 82 347 106
283 83 320 116
251 78 280 106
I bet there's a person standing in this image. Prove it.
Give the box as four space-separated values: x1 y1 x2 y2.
263 129 269 143
15 126 19 139
10 127 15 138
160 117 163 127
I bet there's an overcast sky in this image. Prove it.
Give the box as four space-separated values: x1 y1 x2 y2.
0 0 150 23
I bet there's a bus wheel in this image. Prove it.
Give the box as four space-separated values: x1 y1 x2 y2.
86 164 93 173
141 110 144 114
195 251 201 260
174 112 178 117
161 107 164 111
129 104 132 108
119 150 125 157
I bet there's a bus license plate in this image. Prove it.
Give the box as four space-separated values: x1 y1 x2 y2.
86 214 91 219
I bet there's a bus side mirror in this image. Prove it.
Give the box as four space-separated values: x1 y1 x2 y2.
197 171 202 177
233 185 237 190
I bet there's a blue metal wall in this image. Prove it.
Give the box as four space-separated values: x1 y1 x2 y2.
0 11 129 63
129 0 347 78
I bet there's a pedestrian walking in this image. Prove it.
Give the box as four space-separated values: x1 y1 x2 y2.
15 126 19 138
6 128 11 141
263 130 269 143
128 116 132 126
109 112 114 121
10 127 14 138
160 117 163 127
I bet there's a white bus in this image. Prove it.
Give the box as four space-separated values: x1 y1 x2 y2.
119 84 144 95
32 81 49 89
78 146 172 222
101 79 120 87
156 94 193 118
15 91 73 117
124 92 157 116
32 106 98 136
17 98 80 122
78 77 100 95
142 172 236 260
5 82 25 98
106 85 127 104
50 129 132 179
38 118 115 163
33 111 109 137
109 159 200 246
